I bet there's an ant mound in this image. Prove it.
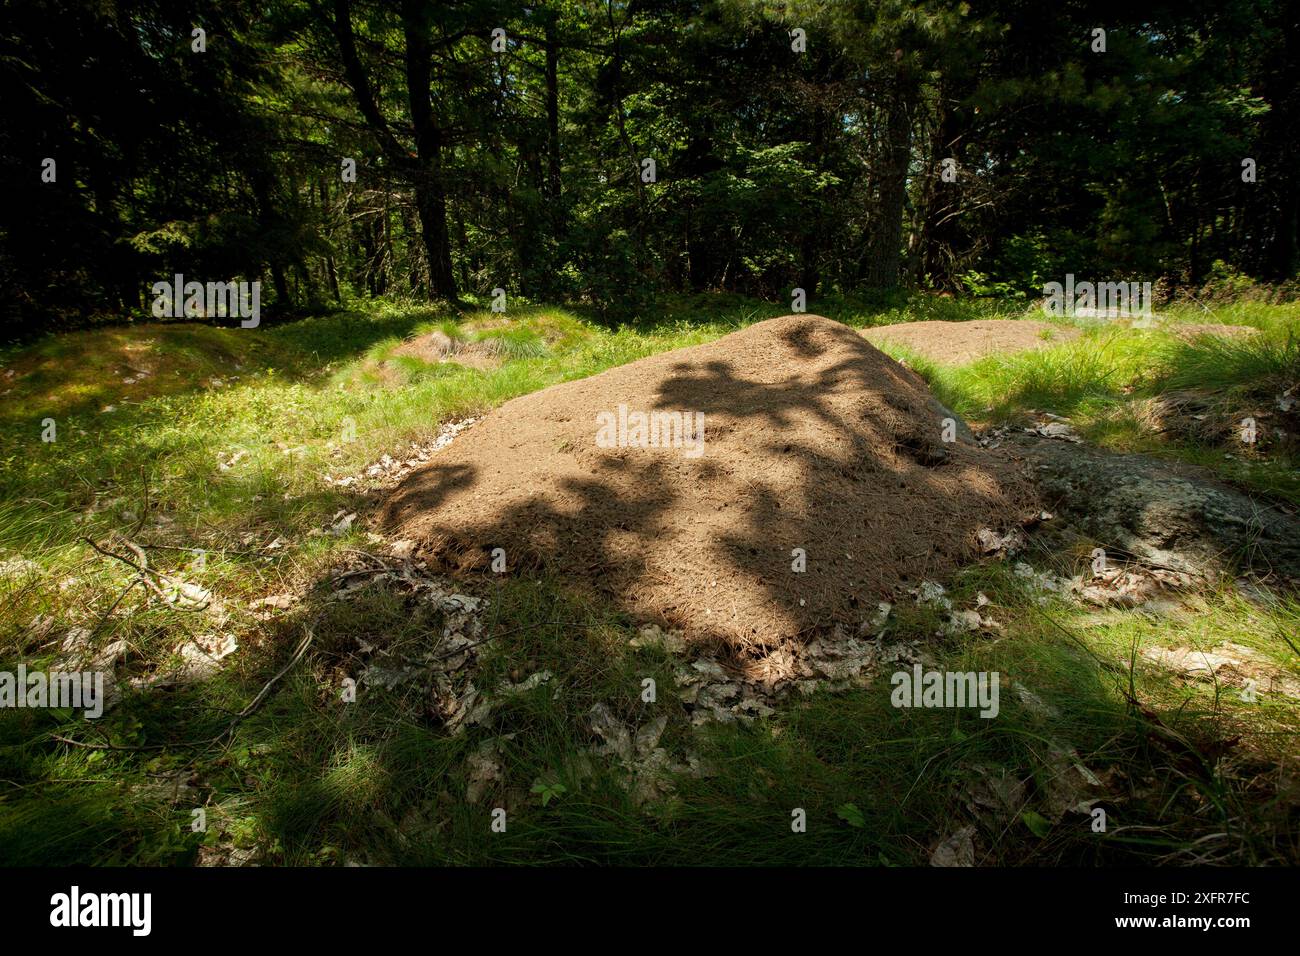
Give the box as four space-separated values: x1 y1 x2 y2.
863 319 1080 366
390 330 502 370
382 314 1037 649
1162 322 1258 341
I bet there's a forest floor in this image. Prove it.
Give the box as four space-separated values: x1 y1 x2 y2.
1 293 1298 866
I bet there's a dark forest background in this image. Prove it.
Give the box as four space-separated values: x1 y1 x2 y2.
2 0 1297 333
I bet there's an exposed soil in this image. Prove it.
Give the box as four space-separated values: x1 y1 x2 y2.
862 319 1081 366
382 314 1038 649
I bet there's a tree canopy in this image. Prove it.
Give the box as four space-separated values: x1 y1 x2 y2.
2 0 1295 333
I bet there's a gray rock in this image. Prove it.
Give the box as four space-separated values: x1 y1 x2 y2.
1012 436 1300 580
927 396 977 445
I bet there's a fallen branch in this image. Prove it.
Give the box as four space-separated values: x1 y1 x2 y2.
81 536 208 610
51 627 315 753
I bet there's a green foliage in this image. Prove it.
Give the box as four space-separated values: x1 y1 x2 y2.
958 271 1026 299
836 803 866 829
1151 327 1299 397
1021 810 1052 839
531 781 568 807
127 222 197 255
5 0 1295 339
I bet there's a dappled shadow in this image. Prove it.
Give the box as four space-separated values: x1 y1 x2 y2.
1008 432 1300 582
381 315 1034 652
0 306 442 429
17 312 1296 865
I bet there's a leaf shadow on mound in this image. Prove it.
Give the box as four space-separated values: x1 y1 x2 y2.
378 316 1035 656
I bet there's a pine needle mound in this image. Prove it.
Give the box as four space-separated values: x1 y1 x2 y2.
382 314 1037 648
862 319 1081 366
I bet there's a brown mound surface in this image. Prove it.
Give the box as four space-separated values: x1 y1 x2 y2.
382 315 1036 649
862 319 1080 365
1162 322 1258 341
391 331 501 370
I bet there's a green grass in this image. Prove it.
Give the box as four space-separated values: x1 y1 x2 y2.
875 312 1300 506
467 325 550 360
1150 329 1299 395
1 293 1298 866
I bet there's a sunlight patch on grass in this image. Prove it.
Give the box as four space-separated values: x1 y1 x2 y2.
3 296 1299 866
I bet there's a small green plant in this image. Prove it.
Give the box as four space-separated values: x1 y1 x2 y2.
959 270 1033 299
1021 810 1052 839
836 803 866 829
531 780 568 807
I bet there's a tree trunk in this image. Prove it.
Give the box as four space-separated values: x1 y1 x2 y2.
1263 6 1299 278
329 0 457 301
270 262 289 306
798 106 829 295
918 83 968 290
401 0 458 301
319 180 342 302
863 75 914 289
544 15 562 207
